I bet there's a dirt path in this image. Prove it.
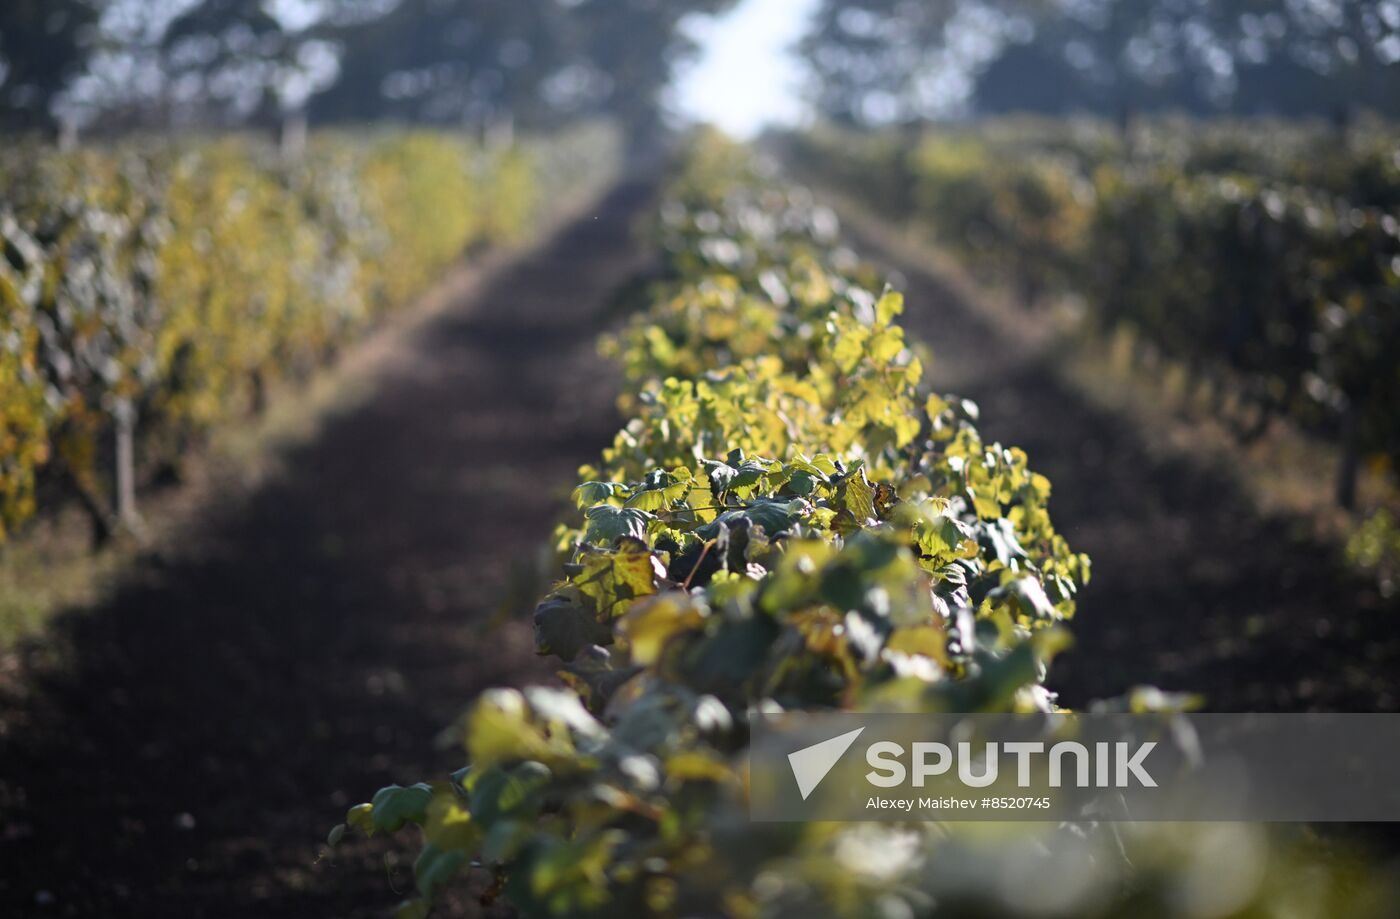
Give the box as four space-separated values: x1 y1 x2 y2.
845 220 1400 714
0 181 654 918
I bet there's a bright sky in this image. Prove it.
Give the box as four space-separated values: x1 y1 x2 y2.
673 0 820 138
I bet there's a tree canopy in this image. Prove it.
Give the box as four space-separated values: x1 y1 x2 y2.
799 0 1400 123
0 0 98 129
6 0 1399 134
1 0 737 136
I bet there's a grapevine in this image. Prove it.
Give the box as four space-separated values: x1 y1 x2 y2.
0 124 620 543
788 121 1400 509
337 132 1385 919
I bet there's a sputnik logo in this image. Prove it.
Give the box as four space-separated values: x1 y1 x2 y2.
788 727 865 800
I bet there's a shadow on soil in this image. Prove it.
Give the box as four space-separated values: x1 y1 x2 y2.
0 181 656 918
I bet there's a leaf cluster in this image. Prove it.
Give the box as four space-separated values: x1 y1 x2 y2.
790 121 1400 481
0 124 620 539
343 133 1108 918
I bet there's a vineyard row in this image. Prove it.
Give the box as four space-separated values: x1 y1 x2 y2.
0 125 619 544
336 133 1386 919
786 119 1400 511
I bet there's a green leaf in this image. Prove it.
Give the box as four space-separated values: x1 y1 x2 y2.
534 594 613 662
573 481 624 508
679 613 780 694
346 802 375 835
469 761 553 825
786 469 816 496
840 468 877 522
584 505 653 543
368 783 433 833
703 459 738 493
699 498 805 539
625 487 669 511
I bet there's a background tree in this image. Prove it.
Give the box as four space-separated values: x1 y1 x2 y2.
27 0 738 144
308 0 569 127
0 0 99 131
800 0 1400 123
310 0 737 144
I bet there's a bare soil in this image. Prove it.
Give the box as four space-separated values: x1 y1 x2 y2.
0 181 655 918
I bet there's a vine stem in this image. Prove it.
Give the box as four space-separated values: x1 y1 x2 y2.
682 539 717 591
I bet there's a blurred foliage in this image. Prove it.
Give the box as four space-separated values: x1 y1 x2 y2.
337 131 1396 918
311 0 740 139
787 119 1400 507
7 0 738 142
1348 509 1400 598
800 0 1400 123
0 122 620 542
0 0 97 129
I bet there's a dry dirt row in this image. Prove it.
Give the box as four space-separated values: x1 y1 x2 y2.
0 181 655 918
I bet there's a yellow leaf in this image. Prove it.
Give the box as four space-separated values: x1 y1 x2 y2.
664 750 734 784
887 625 950 669
618 592 706 665
875 289 904 325
424 785 479 850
